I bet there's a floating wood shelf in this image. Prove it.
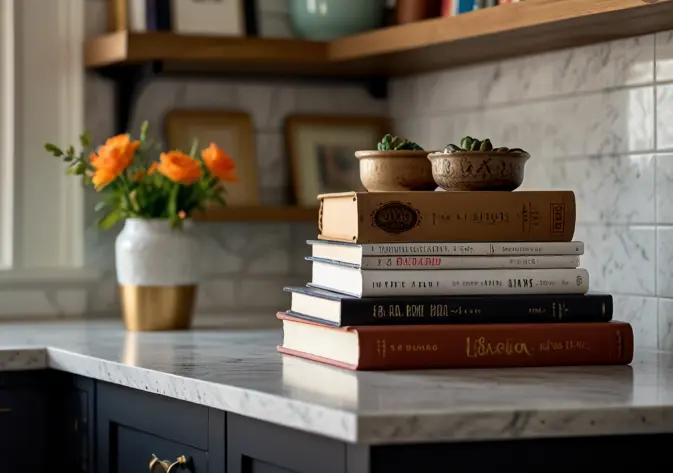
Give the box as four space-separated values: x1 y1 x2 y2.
194 206 317 223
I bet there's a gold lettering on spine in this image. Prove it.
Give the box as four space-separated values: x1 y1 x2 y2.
466 337 533 358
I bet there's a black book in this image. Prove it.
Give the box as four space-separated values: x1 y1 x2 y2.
283 286 613 327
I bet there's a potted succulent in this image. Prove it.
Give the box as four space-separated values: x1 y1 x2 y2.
427 136 530 191
355 134 436 192
44 122 238 331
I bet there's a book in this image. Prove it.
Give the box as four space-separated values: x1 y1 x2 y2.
277 313 634 370
317 191 576 244
146 0 171 31
307 254 580 270
283 286 613 326
310 260 590 297
308 240 585 265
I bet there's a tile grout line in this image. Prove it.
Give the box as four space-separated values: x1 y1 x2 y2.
654 33 661 349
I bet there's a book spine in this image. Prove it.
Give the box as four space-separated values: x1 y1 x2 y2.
360 255 580 270
362 241 585 256
354 191 576 243
146 0 171 31
357 322 633 369
361 268 589 297
340 294 613 325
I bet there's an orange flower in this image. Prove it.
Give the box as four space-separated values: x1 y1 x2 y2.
131 170 146 181
89 134 139 190
148 162 159 176
201 143 238 182
156 151 202 185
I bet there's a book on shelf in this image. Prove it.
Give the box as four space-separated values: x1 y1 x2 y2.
317 191 576 244
308 240 585 265
309 260 590 297
307 254 580 270
277 313 634 371
283 287 613 327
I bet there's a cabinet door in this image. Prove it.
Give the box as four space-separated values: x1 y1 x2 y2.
0 387 49 470
227 414 346 473
96 381 224 473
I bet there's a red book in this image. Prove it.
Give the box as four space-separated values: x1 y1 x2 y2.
277 313 633 371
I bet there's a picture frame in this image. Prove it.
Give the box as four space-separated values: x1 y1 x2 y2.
285 115 390 207
171 0 246 36
165 110 260 207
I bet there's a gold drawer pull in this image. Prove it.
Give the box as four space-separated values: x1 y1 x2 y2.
0 408 11 413
149 454 191 472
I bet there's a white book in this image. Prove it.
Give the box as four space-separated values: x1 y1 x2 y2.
325 254 581 270
128 0 147 32
310 260 590 297
308 240 584 266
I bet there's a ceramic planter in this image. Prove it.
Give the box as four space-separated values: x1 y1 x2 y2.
427 150 530 191
115 218 200 331
355 150 436 192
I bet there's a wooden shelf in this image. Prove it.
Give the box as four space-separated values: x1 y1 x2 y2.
330 0 673 76
84 31 365 77
85 0 673 78
194 206 317 223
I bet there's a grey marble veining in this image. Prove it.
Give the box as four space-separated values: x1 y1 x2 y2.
2 320 673 444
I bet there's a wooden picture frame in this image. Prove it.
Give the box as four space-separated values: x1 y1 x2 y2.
165 110 260 207
285 115 390 207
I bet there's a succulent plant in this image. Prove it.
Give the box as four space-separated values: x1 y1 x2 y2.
443 136 525 154
377 134 424 151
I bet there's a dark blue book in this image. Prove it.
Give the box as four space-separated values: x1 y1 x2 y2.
146 0 171 31
283 286 613 327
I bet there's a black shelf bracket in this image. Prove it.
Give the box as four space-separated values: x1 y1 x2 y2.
366 77 389 100
97 62 162 135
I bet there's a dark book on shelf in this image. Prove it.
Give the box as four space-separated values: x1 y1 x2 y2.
283 286 613 327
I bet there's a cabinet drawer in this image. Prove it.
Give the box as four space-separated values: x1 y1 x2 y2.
97 381 209 448
116 425 207 473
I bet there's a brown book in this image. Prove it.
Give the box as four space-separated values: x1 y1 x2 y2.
277 313 633 370
317 191 576 243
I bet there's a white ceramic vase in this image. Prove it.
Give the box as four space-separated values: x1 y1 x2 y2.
115 218 201 331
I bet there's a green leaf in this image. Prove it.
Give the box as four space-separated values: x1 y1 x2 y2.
189 138 199 158
97 208 121 230
140 121 149 142
45 143 63 157
79 131 92 148
168 183 179 221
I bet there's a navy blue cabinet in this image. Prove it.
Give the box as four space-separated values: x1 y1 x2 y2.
96 381 225 473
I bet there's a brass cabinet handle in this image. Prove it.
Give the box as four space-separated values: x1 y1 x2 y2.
149 454 192 472
0 408 11 413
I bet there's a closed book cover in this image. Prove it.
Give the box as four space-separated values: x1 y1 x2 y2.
310 260 589 297
307 254 580 270
277 313 634 370
317 191 576 244
283 286 613 326
308 240 585 266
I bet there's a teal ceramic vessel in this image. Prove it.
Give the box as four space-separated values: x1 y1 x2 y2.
288 0 386 41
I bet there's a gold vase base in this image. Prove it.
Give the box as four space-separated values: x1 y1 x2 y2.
120 284 197 331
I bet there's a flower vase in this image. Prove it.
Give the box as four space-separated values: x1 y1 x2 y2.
115 218 200 331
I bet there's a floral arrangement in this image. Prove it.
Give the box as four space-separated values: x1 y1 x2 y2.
44 122 238 229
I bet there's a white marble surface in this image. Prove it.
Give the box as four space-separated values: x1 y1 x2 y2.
2 320 673 445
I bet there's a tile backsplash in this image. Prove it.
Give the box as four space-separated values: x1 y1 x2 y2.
391 32 673 351
81 0 673 351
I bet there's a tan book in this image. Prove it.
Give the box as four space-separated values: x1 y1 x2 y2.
317 191 575 243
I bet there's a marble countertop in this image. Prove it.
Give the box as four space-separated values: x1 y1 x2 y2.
1 319 673 445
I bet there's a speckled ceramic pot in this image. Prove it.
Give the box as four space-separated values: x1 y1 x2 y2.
427 150 530 191
355 150 436 192
115 219 200 331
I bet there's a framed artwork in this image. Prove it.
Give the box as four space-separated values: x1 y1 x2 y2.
285 115 390 207
171 0 246 36
165 110 260 207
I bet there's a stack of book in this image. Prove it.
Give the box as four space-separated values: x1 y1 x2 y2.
278 191 634 370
